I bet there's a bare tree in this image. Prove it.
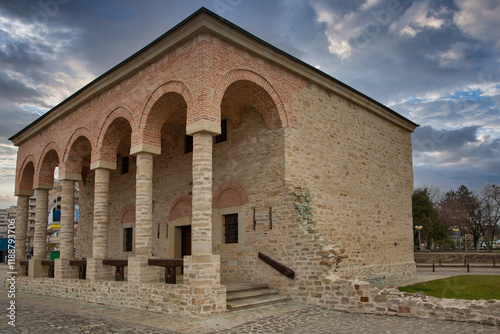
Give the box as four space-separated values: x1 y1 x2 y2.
481 183 500 250
439 185 483 250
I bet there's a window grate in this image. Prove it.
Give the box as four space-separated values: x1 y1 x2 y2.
224 213 238 244
123 227 133 252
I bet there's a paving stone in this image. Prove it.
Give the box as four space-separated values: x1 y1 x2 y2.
1 291 499 333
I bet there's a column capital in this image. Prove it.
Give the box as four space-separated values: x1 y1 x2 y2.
90 160 117 171
15 190 34 197
58 173 82 181
130 144 161 156
186 119 221 136
33 184 53 190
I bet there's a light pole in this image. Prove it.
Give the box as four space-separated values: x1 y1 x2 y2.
415 225 423 252
452 228 459 250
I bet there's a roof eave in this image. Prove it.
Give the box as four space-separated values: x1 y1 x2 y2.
9 7 418 146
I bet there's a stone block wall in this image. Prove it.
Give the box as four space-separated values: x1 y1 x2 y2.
284 82 416 284
15 276 226 315
299 278 500 326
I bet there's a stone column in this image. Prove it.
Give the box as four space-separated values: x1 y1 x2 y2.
87 167 114 281
60 179 76 259
93 168 110 258
29 188 50 278
182 120 226 313
15 195 30 275
33 188 48 259
128 151 162 283
15 195 29 261
55 178 79 279
191 131 215 255
184 120 223 290
135 152 153 255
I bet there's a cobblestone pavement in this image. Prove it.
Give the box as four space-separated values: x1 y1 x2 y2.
0 291 499 334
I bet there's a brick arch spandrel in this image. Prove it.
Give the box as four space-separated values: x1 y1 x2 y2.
213 180 249 209
94 107 136 164
117 204 136 227
139 81 193 148
168 196 192 221
16 156 36 194
61 127 93 175
35 142 61 187
213 70 288 129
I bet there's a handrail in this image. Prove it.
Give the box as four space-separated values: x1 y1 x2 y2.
258 252 295 279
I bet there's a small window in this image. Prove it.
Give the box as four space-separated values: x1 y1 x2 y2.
123 227 133 252
214 119 227 144
120 156 130 174
224 213 238 244
184 135 193 153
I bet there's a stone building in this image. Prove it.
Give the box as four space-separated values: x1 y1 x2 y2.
0 205 16 239
10 8 418 314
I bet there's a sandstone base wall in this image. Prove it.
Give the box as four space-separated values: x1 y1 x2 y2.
9 276 500 325
15 276 226 316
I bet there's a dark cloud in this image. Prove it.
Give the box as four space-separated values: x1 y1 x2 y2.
412 125 478 153
0 105 40 144
0 0 498 206
0 71 42 102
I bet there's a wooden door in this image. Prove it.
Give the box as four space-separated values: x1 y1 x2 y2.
181 225 191 257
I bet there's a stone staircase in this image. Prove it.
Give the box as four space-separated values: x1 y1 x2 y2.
226 283 289 311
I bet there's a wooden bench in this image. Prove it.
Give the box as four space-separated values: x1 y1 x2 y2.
103 259 128 281
148 258 184 284
69 259 87 279
40 260 55 278
19 260 29 276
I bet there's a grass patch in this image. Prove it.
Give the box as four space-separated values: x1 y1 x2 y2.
399 275 500 300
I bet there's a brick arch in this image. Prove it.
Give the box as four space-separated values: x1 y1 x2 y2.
35 142 61 186
213 180 249 209
16 155 36 194
213 70 288 129
137 81 192 151
168 196 192 221
119 204 136 225
61 127 93 175
140 81 193 129
94 107 135 164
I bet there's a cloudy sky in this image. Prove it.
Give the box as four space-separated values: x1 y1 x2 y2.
0 0 499 208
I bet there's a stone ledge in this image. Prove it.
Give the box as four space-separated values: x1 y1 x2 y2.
295 277 500 326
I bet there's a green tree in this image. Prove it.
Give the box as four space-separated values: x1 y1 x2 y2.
412 187 448 250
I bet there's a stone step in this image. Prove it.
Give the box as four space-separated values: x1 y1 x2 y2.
225 283 269 293
227 293 289 311
227 288 279 301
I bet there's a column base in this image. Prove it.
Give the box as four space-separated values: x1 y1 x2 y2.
128 255 163 283
28 259 49 278
86 258 114 281
54 259 79 279
183 254 221 286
